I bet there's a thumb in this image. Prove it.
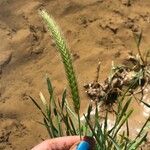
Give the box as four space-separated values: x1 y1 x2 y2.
32 136 80 150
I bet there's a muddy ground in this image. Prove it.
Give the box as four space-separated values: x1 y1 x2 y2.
0 0 150 149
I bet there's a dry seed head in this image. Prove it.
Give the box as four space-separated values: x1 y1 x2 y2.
39 92 47 105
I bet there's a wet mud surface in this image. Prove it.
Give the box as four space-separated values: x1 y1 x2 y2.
0 0 150 149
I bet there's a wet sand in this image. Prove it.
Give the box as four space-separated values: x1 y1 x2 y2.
0 0 150 149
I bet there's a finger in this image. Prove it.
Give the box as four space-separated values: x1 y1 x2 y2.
32 136 81 150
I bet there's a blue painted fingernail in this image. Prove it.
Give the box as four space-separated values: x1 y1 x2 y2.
76 141 90 150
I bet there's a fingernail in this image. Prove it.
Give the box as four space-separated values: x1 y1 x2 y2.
76 141 90 150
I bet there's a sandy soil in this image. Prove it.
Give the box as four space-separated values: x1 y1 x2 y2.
0 0 150 149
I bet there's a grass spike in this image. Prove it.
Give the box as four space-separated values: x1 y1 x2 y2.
39 10 80 113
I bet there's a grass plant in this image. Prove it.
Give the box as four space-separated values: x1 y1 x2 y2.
30 10 150 149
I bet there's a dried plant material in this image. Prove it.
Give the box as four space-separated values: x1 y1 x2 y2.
84 52 150 109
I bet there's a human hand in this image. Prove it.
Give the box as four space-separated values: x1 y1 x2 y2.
31 136 80 150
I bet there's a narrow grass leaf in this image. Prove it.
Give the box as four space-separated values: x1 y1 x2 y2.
29 96 48 120
113 110 133 139
69 116 77 135
133 30 142 49
117 98 132 124
62 89 67 110
128 133 147 150
84 114 102 148
140 100 150 108
135 116 150 140
108 135 121 150
126 120 129 137
47 77 53 98
43 118 53 138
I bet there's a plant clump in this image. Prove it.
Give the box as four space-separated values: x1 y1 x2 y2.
30 10 150 150
84 31 150 108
